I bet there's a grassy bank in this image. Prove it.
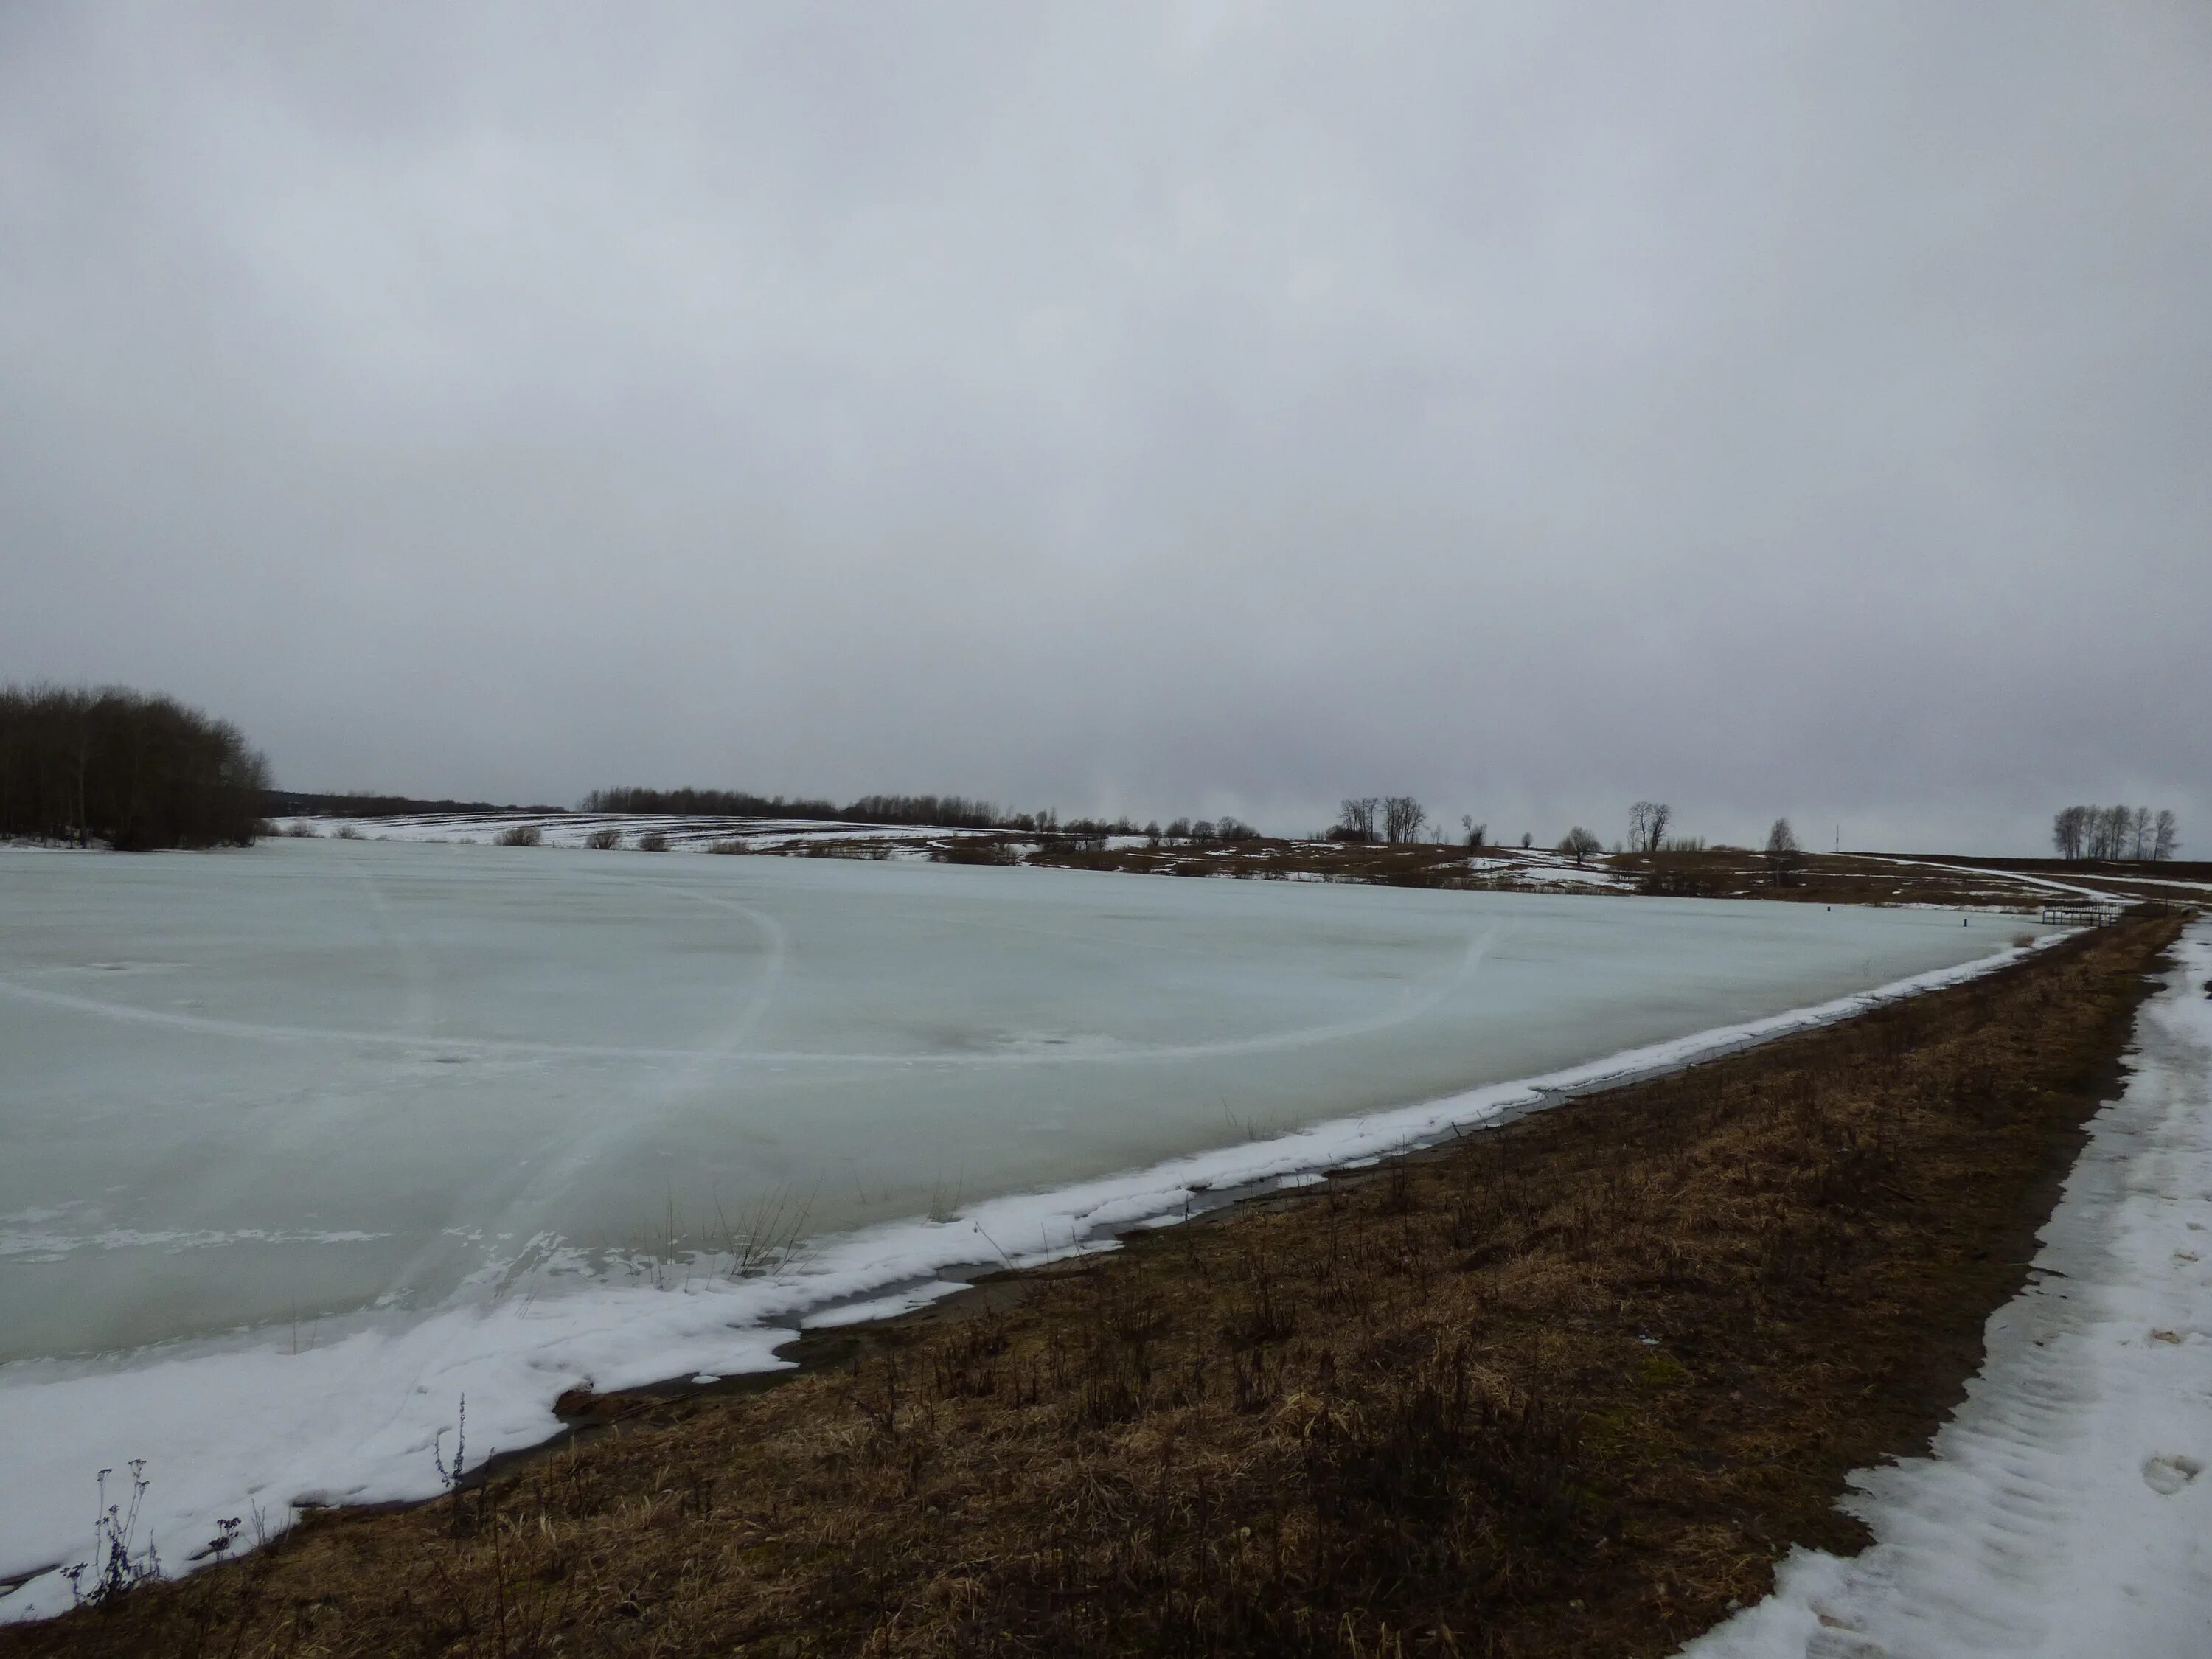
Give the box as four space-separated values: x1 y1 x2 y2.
4 918 2180 1659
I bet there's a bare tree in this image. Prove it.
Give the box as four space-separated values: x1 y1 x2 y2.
1557 825 1602 866
1628 801 1672 854
1335 797 1381 842
1381 796 1427 844
1461 815 1487 849
2054 801 2185 862
1764 817 1802 886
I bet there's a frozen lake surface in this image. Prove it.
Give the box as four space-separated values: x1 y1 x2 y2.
0 841 2039 1614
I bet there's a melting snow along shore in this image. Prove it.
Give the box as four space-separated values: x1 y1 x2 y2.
1684 917 2212 1658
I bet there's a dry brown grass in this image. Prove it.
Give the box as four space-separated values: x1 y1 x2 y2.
5 919 2179 1659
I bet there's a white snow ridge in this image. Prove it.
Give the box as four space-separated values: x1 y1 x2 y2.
1683 918 2212 1658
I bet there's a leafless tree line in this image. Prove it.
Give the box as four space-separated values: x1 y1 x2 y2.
0 684 268 849
591 785 1278 846
268 789 557 817
2051 804 2179 862
1152 816 1259 844
1332 796 1430 844
585 787 1062 832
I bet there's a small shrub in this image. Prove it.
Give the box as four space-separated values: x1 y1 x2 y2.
333 823 362 840
283 820 320 838
583 827 622 850
637 831 670 852
707 838 754 855
63 1462 161 1607
495 824 543 847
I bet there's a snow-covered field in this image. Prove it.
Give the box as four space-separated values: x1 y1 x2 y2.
0 840 2045 1618
265 810 994 854
1685 918 2212 1658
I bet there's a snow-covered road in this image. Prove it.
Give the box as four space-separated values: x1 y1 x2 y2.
1685 918 2212 1658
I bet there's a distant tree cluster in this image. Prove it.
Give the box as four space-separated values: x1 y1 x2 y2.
1329 796 1429 844
1628 801 1672 854
265 789 563 818
848 794 1037 831
1153 816 1259 844
2051 804 2179 862
0 684 268 850
1556 826 1602 865
585 787 1051 832
583 786 1262 844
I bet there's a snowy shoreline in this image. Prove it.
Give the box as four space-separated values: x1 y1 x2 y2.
1681 917 2212 1658
0 931 2070 1624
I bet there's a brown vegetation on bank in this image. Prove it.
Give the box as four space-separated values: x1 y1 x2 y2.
6 917 2179 1659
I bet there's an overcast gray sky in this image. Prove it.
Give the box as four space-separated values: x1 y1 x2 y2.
3 3 2207 852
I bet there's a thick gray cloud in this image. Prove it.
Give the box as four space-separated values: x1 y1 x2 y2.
3 1 2207 852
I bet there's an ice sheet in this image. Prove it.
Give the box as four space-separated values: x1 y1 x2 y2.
0 841 2045 1615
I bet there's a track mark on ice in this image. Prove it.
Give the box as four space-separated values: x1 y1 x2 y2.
0 921 1500 1071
